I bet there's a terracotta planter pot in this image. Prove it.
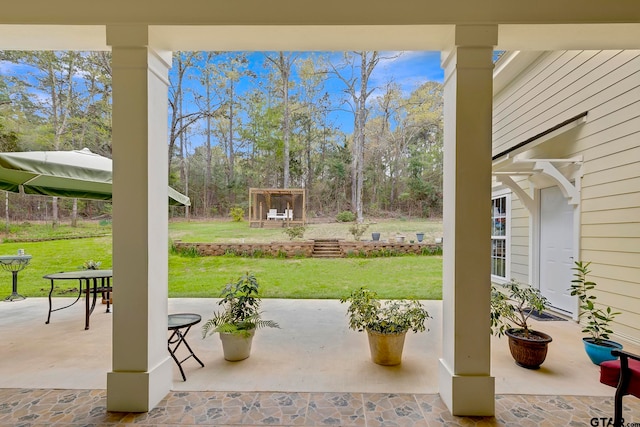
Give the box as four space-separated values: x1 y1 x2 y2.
219 329 255 361
366 329 407 366
505 328 552 369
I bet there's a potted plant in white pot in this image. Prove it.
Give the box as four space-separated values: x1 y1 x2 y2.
340 287 430 366
491 280 552 369
202 272 279 361
569 261 623 365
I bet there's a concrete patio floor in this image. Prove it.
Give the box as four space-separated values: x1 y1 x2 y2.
2 297 639 396
3 297 640 426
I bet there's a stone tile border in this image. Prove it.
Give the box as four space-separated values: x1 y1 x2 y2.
1 389 638 426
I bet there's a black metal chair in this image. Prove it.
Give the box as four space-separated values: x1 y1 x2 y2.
599 349 640 427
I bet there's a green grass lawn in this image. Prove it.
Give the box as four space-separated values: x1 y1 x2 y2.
2 221 111 242
0 219 443 300
169 217 443 244
169 254 442 299
0 237 113 297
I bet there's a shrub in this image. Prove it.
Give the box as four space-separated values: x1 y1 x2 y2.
348 222 369 241
336 211 356 222
229 207 245 222
223 249 239 257
178 246 200 257
251 249 265 258
421 245 442 256
283 225 307 240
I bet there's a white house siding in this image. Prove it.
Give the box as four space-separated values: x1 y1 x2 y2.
493 50 640 344
510 200 530 282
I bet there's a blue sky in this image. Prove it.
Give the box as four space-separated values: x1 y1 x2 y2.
370 51 443 89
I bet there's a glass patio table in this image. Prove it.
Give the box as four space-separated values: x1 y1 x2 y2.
168 313 205 381
0 254 32 301
43 269 113 330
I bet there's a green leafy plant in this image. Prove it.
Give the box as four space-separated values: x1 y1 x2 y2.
175 245 200 257
202 272 279 338
340 287 430 334
490 280 549 338
336 211 356 222
250 249 265 258
348 222 369 241
229 207 245 222
283 225 307 240
82 260 102 270
421 245 442 256
570 261 620 344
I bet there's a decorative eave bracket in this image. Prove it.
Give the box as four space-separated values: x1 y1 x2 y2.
493 156 583 213
515 158 582 205
494 174 535 212
532 160 580 205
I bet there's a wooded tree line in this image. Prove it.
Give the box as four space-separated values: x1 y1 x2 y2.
0 51 112 224
0 50 443 224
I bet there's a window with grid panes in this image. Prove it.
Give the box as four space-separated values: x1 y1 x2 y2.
491 195 509 278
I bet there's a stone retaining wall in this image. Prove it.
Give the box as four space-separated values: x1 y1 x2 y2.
340 241 441 256
173 240 441 258
173 241 315 258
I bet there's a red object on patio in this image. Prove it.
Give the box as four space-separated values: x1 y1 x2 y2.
600 350 640 426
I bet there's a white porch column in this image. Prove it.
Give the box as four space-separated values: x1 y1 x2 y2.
106 25 173 412
438 25 497 416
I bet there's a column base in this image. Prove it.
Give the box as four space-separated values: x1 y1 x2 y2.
438 359 495 416
107 356 173 412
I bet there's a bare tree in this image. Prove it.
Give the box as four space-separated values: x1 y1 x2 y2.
168 52 202 172
265 52 298 188
330 51 382 222
206 53 253 206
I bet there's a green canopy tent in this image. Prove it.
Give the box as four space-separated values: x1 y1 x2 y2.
0 148 190 206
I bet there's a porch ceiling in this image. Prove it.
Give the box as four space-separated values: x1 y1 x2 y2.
2 0 640 26
2 24 640 52
1 0 640 52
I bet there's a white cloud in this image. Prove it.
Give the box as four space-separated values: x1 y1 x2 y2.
0 60 21 73
370 51 443 96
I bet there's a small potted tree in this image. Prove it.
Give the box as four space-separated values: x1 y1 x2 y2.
491 280 552 369
340 287 431 366
569 261 623 365
202 272 279 361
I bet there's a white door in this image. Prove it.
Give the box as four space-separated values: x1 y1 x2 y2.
539 186 575 314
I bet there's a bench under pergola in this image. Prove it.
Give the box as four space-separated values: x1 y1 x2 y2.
248 187 306 227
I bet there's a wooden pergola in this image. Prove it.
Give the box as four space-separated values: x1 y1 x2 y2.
248 188 306 227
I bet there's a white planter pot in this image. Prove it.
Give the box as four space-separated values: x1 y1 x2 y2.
219 329 255 361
